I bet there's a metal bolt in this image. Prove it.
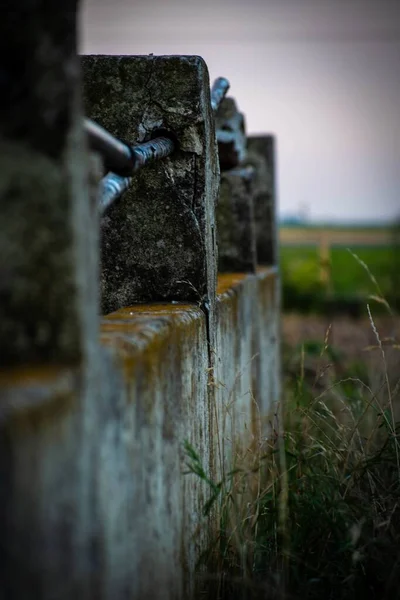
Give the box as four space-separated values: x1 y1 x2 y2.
210 77 230 112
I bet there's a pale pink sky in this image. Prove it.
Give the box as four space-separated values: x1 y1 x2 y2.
79 0 400 223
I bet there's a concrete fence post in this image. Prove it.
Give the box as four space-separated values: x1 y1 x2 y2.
0 3 98 368
81 55 220 320
0 4 100 599
245 136 279 266
217 167 257 273
215 96 257 273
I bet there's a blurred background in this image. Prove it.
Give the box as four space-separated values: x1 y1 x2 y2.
79 0 400 317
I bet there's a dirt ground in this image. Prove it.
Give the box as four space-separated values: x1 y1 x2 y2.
282 312 399 362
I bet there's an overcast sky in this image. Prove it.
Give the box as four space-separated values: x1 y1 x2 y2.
79 0 400 223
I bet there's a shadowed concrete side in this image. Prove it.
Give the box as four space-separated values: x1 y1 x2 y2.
217 167 257 273
213 268 280 476
245 136 278 266
0 3 98 368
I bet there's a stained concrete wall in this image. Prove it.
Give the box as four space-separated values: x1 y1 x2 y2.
98 304 210 599
213 269 280 472
0 306 209 600
0 270 279 600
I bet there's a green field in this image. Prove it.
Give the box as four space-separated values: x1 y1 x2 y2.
280 244 400 312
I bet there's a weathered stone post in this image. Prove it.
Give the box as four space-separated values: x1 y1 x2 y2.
0 3 98 368
81 55 220 321
245 136 281 424
0 2 99 598
215 97 246 171
217 167 257 272
245 136 279 266
214 97 257 272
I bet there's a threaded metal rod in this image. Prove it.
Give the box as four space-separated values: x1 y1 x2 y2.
131 136 175 170
211 77 230 112
85 118 176 177
97 136 176 212
99 173 132 214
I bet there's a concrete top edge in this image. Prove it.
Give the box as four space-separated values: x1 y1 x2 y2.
80 54 207 65
102 303 204 322
99 269 278 353
217 267 278 297
247 134 277 142
100 303 206 353
0 367 79 423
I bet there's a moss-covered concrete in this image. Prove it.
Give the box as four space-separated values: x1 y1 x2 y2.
216 167 257 273
245 136 278 265
81 55 219 319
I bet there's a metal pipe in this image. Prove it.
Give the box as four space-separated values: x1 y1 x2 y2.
86 116 176 176
99 173 132 214
84 118 135 177
210 77 230 112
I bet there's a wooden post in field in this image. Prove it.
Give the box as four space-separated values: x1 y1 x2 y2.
319 232 333 296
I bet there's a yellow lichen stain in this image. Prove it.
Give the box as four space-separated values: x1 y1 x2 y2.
217 272 249 297
99 302 207 403
256 265 278 279
100 304 204 345
0 365 77 388
216 268 277 299
0 366 77 429
259 276 277 315
120 316 205 424
101 303 202 344
101 319 165 336
103 303 201 320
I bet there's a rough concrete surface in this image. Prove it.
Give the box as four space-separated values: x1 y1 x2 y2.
0 5 98 367
214 269 281 472
0 270 280 599
217 167 257 273
81 55 219 316
0 304 210 600
253 268 282 422
245 136 278 266
97 304 211 599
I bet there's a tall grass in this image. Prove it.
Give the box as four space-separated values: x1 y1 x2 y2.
185 261 400 599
